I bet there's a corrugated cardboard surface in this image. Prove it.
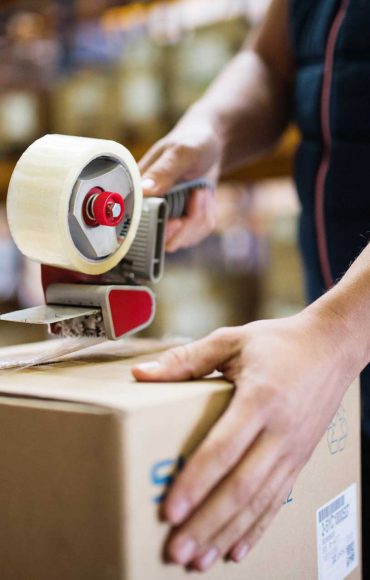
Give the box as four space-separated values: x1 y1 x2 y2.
0 399 123 580
0 340 362 580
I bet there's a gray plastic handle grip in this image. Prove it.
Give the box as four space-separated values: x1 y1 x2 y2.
121 178 214 283
165 178 214 219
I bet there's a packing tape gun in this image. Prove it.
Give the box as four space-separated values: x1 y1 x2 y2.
0 134 213 340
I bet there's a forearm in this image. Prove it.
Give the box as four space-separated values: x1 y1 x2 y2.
309 243 370 377
175 0 293 173
185 53 291 172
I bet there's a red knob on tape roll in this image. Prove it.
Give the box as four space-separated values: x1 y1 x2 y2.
83 188 125 227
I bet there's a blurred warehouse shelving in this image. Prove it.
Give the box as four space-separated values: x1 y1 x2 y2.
0 0 304 345
0 0 285 197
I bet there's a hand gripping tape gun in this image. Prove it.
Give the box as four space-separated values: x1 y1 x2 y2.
0 134 211 340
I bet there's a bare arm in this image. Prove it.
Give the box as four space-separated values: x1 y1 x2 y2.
140 0 295 251
186 0 294 172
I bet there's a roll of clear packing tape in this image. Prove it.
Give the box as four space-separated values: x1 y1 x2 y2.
7 134 142 275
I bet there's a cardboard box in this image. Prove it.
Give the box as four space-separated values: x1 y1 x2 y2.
0 339 362 580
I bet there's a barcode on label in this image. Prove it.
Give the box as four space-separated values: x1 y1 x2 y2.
316 484 358 580
346 541 355 566
318 494 345 523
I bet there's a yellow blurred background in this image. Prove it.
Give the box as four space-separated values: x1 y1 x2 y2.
0 0 304 346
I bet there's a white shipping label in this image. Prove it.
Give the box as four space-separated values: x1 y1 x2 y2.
316 484 359 580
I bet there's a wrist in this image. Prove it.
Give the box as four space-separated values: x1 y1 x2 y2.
304 292 368 379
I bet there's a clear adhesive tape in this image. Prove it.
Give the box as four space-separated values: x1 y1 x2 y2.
7 134 143 275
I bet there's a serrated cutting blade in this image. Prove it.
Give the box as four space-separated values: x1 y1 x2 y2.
0 305 100 325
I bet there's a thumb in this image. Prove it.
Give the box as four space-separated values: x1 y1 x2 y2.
141 148 197 198
131 329 238 382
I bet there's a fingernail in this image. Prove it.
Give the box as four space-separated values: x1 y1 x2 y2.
231 541 249 562
196 547 219 571
172 537 197 564
142 177 156 191
168 498 190 524
135 361 161 373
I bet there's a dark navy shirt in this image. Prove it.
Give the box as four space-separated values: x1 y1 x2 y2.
290 0 370 438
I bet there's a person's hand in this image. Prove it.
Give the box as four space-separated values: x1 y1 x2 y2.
132 309 358 572
139 118 222 252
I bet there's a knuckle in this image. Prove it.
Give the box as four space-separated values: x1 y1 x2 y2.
155 137 166 148
249 488 273 519
210 327 229 345
163 345 193 373
251 383 296 427
273 393 299 431
251 383 280 414
158 154 178 173
170 142 192 158
154 147 183 172
208 437 236 470
210 327 238 350
230 475 252 509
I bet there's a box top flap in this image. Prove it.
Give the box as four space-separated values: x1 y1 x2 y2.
0 339 233 412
